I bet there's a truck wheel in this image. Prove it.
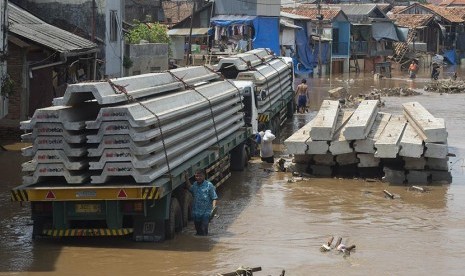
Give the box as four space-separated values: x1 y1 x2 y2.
230 144 247 171
181 191 193 227
165 197 182 240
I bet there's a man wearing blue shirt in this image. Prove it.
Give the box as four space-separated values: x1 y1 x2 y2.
184 170 218 236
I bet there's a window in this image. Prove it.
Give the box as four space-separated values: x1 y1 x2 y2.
110 10 118 42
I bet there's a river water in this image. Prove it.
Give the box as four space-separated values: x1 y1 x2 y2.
1 65 465 276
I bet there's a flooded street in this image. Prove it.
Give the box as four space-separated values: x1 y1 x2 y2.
2 66 465 275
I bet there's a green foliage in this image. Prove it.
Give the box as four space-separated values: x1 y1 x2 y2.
0 74 15 97
125 20 171 45
123 56 133 69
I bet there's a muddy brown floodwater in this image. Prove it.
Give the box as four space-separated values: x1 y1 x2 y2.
1 66 465 276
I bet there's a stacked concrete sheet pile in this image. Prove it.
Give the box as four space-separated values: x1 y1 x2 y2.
53 66 220 106
20 66 245 185
20 104 100 184
236 58 292 114
213 48 274 71
284 100 451 184
86 80 244 183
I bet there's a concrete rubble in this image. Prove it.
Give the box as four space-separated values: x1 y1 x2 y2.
284 100 451 185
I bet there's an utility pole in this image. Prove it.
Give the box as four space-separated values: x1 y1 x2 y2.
186 1 196 66
91 0 96 42
316 0 323 77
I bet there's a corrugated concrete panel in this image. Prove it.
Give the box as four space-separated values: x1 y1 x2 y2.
21 150 86 171
20 105 98 130
214 48 274 71
310 100 340 141
23 164 91 184
55 66 221 106
375 115 407 158
86 81 241 129
343 100 379 140
354 112 391 153
403 102 448 143
91 125 242 183
21 137 86 158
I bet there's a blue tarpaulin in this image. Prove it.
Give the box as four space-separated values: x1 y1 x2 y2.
252 17 279 55
443 49 456 65
294 21 314 75
210 15 280 55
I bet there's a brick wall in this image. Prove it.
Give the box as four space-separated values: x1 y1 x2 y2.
0 43 24 141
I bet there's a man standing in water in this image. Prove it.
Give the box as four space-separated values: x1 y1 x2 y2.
296 79 309 113
184 170 218 236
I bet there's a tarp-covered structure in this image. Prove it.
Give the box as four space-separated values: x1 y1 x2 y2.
210 15 280 55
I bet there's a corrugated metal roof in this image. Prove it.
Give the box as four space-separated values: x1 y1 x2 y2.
8 3 98 54
280 11 310 20
280 19 302 29
338 4 381 16
167 28 210 36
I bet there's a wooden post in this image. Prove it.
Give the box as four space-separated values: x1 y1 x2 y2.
383 190 394 199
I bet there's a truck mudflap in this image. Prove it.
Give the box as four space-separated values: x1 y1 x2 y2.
10 185 165 202
41 228 133 237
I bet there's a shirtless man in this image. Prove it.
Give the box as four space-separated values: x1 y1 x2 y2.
296 79 309 113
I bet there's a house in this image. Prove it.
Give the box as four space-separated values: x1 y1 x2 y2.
167 0 281 65
0 3 98 140
279 11 306 57
393 3 465 63
9 0 124 78
210 0 281 55
282 5 351 75
388 13 438 53
337 4 400 72
167 2 213 65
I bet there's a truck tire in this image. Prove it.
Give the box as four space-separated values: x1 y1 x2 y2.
230 143 247 171
181 191 193 227
165 197 182 240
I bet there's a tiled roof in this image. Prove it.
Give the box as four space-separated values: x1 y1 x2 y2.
390 6 407 14
439 0 465 6
424 4 465 22
388 14 434 28
394 3 465 23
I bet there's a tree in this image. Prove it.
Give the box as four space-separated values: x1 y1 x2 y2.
125 21 171 45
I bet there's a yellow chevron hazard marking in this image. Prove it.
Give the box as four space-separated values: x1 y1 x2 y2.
11 189 29 202
142 187 162 200
43 228 133 237
258 114 270 122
